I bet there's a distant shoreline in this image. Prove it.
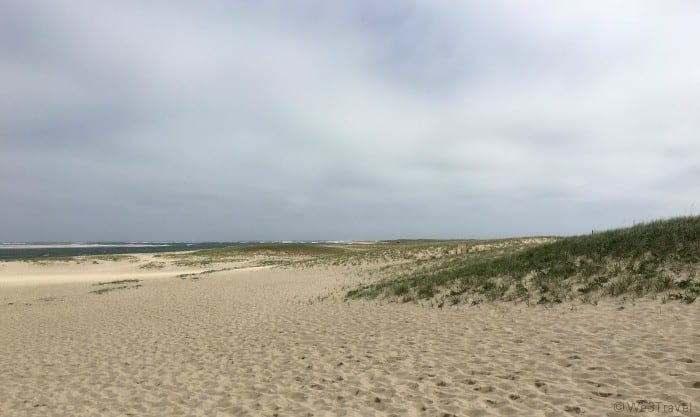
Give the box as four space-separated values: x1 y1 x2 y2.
0 243 175 249
0 241 354 260
0 242 236 260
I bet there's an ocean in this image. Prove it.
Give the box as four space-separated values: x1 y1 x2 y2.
0 242 238 260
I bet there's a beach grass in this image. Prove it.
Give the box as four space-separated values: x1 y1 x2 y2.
346 216 700 305
163 243 353 267
193 243 349 257
95 279 141 286
91 279 142 294
138 261 166 269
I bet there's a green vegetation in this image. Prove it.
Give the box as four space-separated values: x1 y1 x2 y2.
95 279 140 286
20 254 138 265
162 243 354 267
194 243 348 256
176 268 231 280
347 216 700 305
91 285 142 295
89 255 138 263
139 261 166 269
91 279 142 294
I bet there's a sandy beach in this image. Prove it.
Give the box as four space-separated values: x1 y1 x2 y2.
5 1 700 415
0 254 698 417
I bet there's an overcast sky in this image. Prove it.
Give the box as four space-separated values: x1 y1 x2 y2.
1 1 699 242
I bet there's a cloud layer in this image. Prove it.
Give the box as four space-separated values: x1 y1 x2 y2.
2 1 699 241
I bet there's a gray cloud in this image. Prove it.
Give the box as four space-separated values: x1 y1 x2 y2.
2 1 699 241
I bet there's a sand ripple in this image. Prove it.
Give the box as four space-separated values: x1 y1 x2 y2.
1 267 698 416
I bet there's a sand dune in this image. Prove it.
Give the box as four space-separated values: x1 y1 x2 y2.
0 259 697 416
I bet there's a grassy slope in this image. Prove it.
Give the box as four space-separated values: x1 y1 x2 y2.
347 216 700 305
191 243 348 257
157 243 355 267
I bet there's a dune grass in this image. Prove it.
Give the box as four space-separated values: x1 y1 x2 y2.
95 279 141 286
193 243 348 257
164 243 352 267
91 279 142 294
138 261 165 269
347 216 700 305
176 268 232 280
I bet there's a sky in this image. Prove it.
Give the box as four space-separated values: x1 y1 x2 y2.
1 1 699 242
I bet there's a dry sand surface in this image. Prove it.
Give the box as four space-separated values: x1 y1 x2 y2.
0 256 698 417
